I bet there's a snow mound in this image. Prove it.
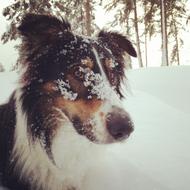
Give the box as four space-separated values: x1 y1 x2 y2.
0 71 17 104
0 66 190 190
127 66 190 114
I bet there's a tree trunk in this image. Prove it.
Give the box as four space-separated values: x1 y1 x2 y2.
161 0 169 66
144 1 148 67
173 19 180 65
134 0 143 67
124 1 132 69
80 4 85 35
85 0 92 36
144 32 148 67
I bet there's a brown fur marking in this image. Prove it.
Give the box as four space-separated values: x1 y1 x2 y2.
55 98 102 120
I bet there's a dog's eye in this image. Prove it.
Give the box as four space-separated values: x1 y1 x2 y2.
74 70 83 78
73 66 84 80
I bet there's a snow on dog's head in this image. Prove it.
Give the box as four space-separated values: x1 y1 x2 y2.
17 13 136 148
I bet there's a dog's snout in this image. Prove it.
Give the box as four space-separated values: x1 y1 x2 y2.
106 107 134 140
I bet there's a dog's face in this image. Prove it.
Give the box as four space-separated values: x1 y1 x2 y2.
18 14 136 147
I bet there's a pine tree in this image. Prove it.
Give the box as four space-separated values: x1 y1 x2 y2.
104 0 144 68
146 0 189 66
1 0 97 44
85 0 92 36
160 0 169 66
144 1 148 67
167 0 187 65
133 0 143 67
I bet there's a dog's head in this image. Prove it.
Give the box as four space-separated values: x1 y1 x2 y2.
18 14 136 146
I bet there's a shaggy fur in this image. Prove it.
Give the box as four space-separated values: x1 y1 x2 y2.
0 14 136 190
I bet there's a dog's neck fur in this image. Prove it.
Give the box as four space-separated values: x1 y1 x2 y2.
12 89 103 190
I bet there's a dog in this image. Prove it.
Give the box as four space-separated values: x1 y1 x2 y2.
0 14 137 190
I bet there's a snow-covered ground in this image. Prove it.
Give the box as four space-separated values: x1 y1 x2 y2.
0 66 190 190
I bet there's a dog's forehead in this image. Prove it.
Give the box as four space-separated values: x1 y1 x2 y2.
57 34 113 63
26 34 116 83
38 35 115 101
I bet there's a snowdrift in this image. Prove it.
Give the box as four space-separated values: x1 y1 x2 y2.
0 66 190 190
0 71 17 104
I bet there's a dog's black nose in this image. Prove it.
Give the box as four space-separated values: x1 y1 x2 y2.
106 106 134 140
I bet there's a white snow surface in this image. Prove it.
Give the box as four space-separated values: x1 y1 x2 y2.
0 66 190 190
0 71 18 104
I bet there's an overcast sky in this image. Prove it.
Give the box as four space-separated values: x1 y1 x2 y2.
0 1 190 70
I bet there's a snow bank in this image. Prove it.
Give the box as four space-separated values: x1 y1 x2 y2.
0 66 190 190
127 66 190 114
121 90 190 190
0 71 17 104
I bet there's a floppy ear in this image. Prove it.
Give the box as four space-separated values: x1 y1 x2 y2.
98 31 137 57
18 13 71 38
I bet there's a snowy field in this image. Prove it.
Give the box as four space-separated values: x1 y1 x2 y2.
0 66 190 190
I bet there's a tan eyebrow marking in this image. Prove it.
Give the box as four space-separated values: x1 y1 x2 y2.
55 98 103 119
105 58 115 68
43 82 57 93
81 57 94 68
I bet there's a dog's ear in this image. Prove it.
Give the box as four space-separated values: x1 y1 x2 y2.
18 13 71 38
98 31 137 57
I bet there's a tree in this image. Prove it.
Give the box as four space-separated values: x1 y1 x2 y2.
105 0 190 67
105 0 134 69
133 0 143 67
143 0 188 66
1 0 97 44
160 0 169 66
85 0 92 36
143 1 160 67
144 1 148 67
166 0 188 65
169 14 180 65
104 0 144 68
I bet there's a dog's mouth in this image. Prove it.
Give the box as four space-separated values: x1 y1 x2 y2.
71 116 97 142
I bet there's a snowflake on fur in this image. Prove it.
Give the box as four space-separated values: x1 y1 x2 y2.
56 79 78 101
82 68 111 100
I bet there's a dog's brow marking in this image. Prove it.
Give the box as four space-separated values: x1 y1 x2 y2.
92 47 108 82
92 47 120 103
